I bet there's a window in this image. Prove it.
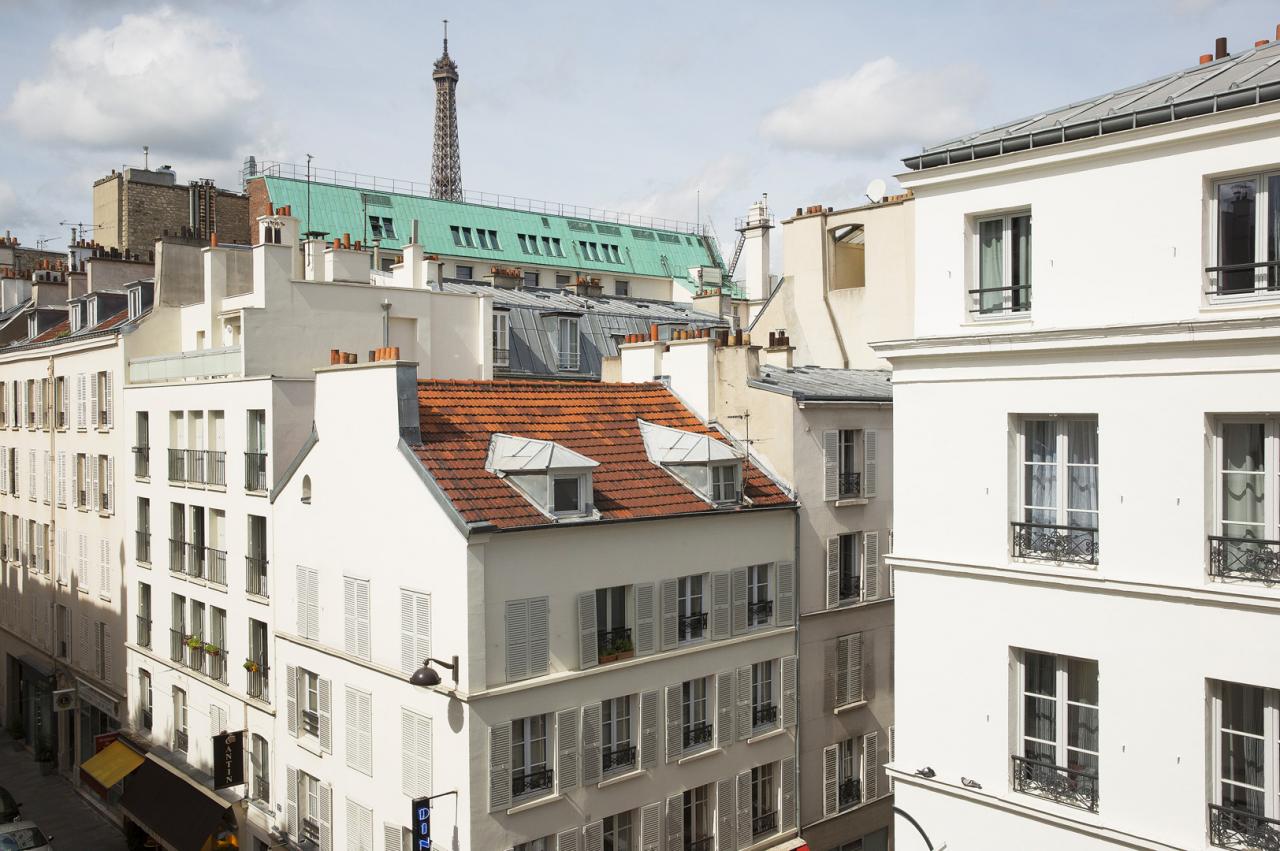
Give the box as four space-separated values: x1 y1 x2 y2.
836 533 861 602
251 734 270 804
684 785 712 849
514 839 552 851
1015 418 1099 564
299 770 321 845
546 237 565 257
492 312 510 368
596 585 631 661
368 216 395 240
557 317 580 371
1212 420 1280 583
681 677 712 751
300 669 320 739
603 811 633 850
95 620 107 679
710 463 740 503
248 619 269 700
139 669 152 731
556 274 572 286
1210 680 1280 839
972 211 1031 315
54 377 65 429
134 411 149 478
615 280 629 297
511 714 552 799
137 582 150 649
523 270 539 288
170 593 186 663
747 564 772 627
518 234 536 255
602 696 635 774
247 515 267 596
752 661 778 730
833 633 864 708
454 265 473 280
752 763 777 837
677 574 706 643
1210 173 1280 296
87 299 98 328
343 577 370 660
55 604 69 658
173 686 188 752
1014 650 1099 811
474 229 500 250
837 738 861 810
552 475 583 515
839 430 861 497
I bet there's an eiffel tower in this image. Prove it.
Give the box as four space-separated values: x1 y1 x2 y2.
430 20 463 202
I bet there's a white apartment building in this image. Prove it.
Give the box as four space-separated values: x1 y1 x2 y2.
270 369 801 851
881 35 1280 851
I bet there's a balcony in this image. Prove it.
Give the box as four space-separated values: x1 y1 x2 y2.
839 575 861 602
838 471 862 499
685 838 713 851
206 451 226 486
136 530 151 564
1205 260 1280 297
173 730 188 753
246 658 269 701
208 651 226 684
188 545 207 580
245 452 268 492
246 555 269 597
838 777 861 810
1011 521 1098 565
168 449 226 486
1209 803 1280 850
186 642 206 675
968 284 1031 316
752 703 778 729
169 538 187 575
682 721 713 750
133 446 150 478
128 346 242 384
136 616 151 650
597 626 633 664
751 811 777 838
602 744 637 774
511 766 553 799
494 348 510 369
206 547 227 587
1011 754 1098 812
678 611 707 642
169 628 185 664
747 599 774 626
1209 536 1280 584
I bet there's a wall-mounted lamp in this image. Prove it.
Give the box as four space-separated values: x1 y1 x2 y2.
961 777 982 789
914 767 936 779
410 655 459 687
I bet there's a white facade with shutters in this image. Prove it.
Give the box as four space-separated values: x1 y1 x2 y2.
269 361 801 851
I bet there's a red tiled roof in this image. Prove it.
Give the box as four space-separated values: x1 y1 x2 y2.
29 319 68 343
413 380 793 530
95 308 130 331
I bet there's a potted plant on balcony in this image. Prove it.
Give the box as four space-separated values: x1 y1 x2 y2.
243 658 260 673
203 642 221 656
613 635 635 661
185 634 204 651
598 643 618 664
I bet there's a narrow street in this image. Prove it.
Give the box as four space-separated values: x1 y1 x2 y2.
0 734 127 850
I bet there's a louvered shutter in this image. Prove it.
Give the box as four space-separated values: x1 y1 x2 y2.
57 529 66 584
59 379 68 430
318 677 332 752
505 598 530 681
823 430 839 500
307 568 320 639
12 450 17 499
776 560 794 625
781 755 796 831
664 683 682 762
826 537 841 609
730 568 747 635
781 655 797 729
104 371 113 429
889 725 897 794
318 781 333 851
580 702 602 787
735 667 752 742
106 457 113 514
35 381 42 429
28 449 34 498
56 451 64 506
640 801 661 851
822 744 839 817
78 534 87 589
716 778 735 851
414 592 432 669
89 374 99 430
17 385 25 430
296 565 309 636
735 770 751 851
401 709 431 797
0 445 7 493
210 703 226 734
846 633 864 705
665 792 683 851
344 578 362 657
383 824 403 851
488 724 511 812
286 665 298 736
556 707 578 792
710 572 730 640
557 829 581 851
346 687 372 775
863 429 878 498
583 822 603 851
863 532 880 601
716 671 734 748
400 590 418 674
864 731 880 799
286 767 298 838
577 590 597 670
346 800 372 851
659 578 678 650
528 596 549 676
41 451 48 504
99 539 109 598
634 582 656 656
639 689 657 771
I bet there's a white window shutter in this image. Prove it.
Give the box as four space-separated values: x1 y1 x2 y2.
59 379 68 429
400 590 417 675
640 801 661 851
556 707 578 793
528 596 548 677
489 723 511 812
735 666 752 742
781 755 797 831
383 824 403 851
659 578 678 650
505 598 529 682
318 781 333 851
106 457 114 514
848 633 864 704
822 744 839 817
317 677 332 752
345 800 372 851
346 687 372 776
634 582 655 656
307 568 320 640
56 452 64 506
776 559 794 625
343 578 358 656
27 448 33 498
781 655 797 729
580 703 602 787
889 724 897 794
285 665 298 736
99 538 109 598
286 767 298 838
863 531 880 601
104 371 113 429
716 778 736 851
735 770 751 851
400 709 431 798
577 590 597 670
826 537 841 609
863 429 878 498
864 731 881 800
823 430 839 500
41 451 48 504
730 568 747 635
664 683 682 763
665 792 683 851
89 374 99 430
583 822 603 851
710 571 730 640
716 671 734 748
414 591 432 670
557 829 581 851
639 689 657 771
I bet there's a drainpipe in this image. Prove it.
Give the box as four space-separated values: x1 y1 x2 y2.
381 300 391 348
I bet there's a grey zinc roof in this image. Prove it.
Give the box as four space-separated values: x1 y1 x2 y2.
440 280 727 380
748 365 892 401
904 41 1280 170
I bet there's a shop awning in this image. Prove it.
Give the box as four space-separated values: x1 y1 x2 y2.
120 755 235 851
80 740 144 789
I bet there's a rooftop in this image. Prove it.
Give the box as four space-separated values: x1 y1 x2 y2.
903 38 1280 171
411 380 793 530
749 365 893 402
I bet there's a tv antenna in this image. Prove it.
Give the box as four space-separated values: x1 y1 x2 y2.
59 221 104 242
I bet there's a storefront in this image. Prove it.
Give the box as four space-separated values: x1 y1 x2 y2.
6 653 56 764
120 754 239 851
74 678 121 767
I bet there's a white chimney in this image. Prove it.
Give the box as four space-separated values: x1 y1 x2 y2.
739 195 773 302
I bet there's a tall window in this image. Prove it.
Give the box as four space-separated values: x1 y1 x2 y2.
1212 421 1280 583
837 533 862 602
838 738 860 810
172 687 188 752
1205 679 1280 850
492 313 510 368
601 696 634 774
751 763 777 837
137 583 150 649
523 270 539 288
251 734 270 803
511 714 551 799
747 564 772 627
1211 174 1280 295
1014 650 1099 811
557 317 580 371
752 660 777 730
1015 417 1099 564
300 771 321 844
683 785 712 847
615 280 629 297
454 265 473 280
139 669 152 731
603 811 633 850
300 669 320 739
837 430 861 497
973 212 1032 314
596 585 630 661
677 574 706 643
681 677 711 751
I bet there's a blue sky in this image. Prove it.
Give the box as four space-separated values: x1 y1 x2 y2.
1 0 1277 255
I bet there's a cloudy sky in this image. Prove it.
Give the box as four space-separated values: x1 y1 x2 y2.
1 0 1276 255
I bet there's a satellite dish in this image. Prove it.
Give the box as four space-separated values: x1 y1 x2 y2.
865 178 887 204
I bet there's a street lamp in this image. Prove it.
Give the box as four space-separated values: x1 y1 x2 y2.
410 655 459 687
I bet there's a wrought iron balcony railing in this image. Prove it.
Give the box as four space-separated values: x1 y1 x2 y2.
839 575 861 601
678 611 707 641
493 348 511 368
187 644 205 675
1205 259 1280 296
169 628 185 664
747 599 774 626
838 471 861 498
838 777 861 809
247 659 269 701
1209 802 1280 850
207 451 226 486
511 766 553 798
206 547 227 586
752 810 778 837
173 730 188 753
968 283 1032 315
136 530 151 564
1209 535 1280 584
188 544 207 580
1011 521 1098 565
1010 754 1098 812
245 452 268 491
683 721 714 749
168 449 225 485
167 449 185 483
136 616 151 650
752 703 778 729
132 446 150 478
602 744 637 773
208 652 226 684
246 555 269 597
685 837 713 851
597 626 632 661
169 538 187 574
301 709 320 738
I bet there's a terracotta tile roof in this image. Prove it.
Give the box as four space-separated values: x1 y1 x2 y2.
94 308 130 331
29 319 68 343
413 380 793 530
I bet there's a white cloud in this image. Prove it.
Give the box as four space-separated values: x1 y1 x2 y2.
606 154 752 226
6 5 259 158
760 57 986 157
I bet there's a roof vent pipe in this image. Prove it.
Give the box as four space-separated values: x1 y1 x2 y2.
1215 36 1228 59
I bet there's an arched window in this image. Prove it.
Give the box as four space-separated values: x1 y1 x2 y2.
301 475 312 504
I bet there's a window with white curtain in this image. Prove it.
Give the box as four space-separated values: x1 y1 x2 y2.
1014 417 1099 564
972 211 1032 315
510 714 550 800
1212 681 1271 826
1212 420 1280 583
1209 173 1280 296
1014 649 1099 811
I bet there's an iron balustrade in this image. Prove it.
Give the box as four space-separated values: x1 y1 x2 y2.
246 555 269 597
1209 802 1280 850
208 652 226 684
207 451 226 486
245 452 268 491
188 544 207 580
747 599 774 626
136 530 151 564
206 547 227 586
752 703 778 729
186 450 206 484
55 410 65 430
601 744 637 773
169 539 187 574
167 449 225 485
493 348 511 368
511 766 553 798
838 777 861 809
597 626 632 660
968 284 1032 315
1011 521 1099 565
678 611 707 641
133 446 150 478
839 575 861 601
1209 535 1280 584
838 472 862 498
247 660 269 701
685 838 713 851
1010 754 1098 812
169 628 185 664
683 721 714 749
301 709 320 738
187 643 206 675
300 818 320 846
136 616 151 650
1204 260 1280 296
173 730 188 753
752 811 778 837
167 449 185 482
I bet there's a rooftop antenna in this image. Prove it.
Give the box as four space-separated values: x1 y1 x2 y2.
865 178 887 204
306 153 313 239
143 145 149 170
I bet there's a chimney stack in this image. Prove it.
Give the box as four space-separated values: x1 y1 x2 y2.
1215 36 1228 59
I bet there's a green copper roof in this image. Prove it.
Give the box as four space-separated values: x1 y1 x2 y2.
258 176 733 295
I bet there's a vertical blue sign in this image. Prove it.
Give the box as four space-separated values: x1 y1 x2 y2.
411 796 431 850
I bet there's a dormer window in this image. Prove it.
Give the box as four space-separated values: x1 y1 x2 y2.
128 288 142 320
487 434 599 521
638 420 747 507
87 298 98 328
552 474 584 515
711 463 741 503
69 303 82 333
